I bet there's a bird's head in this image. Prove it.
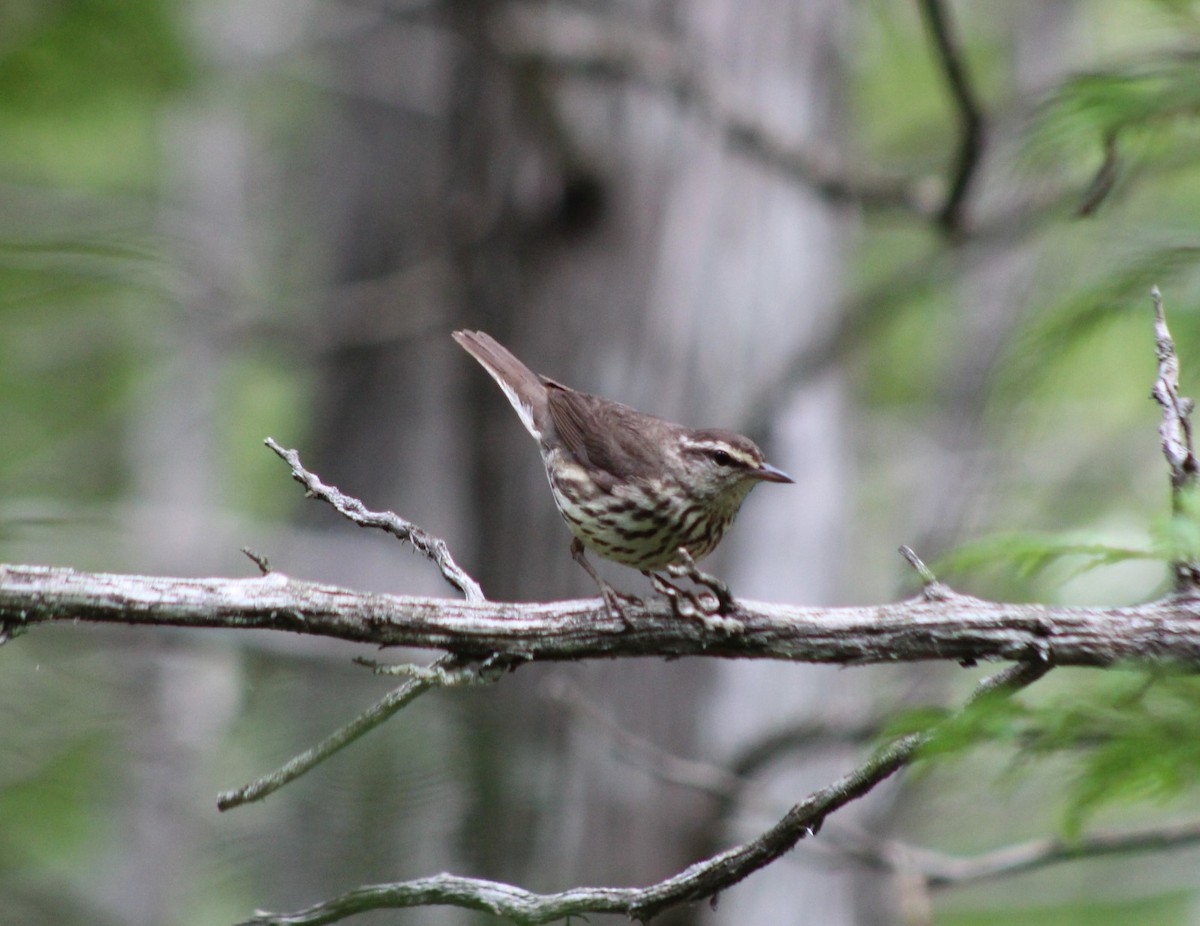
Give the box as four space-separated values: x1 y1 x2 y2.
676 429 793 506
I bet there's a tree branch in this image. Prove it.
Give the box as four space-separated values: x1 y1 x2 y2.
216 653 513 811
1150 286 1200 590
0 293 1191 924
551 676 1200 899
832 816 1200 888
265 438 485 603
544 674 881 826
4 562 1200 667
237 662 1048 925
1075 131 1120 217
1151 287 1199 498
492 4 929 215
917 0 986 234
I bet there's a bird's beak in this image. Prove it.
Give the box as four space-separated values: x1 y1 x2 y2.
753 462 794 484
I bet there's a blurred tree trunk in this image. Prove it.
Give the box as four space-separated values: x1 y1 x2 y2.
108 7 262 923
296 0 856 922
446 7 861 924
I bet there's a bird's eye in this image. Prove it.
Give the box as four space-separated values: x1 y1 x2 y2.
711 450 734 467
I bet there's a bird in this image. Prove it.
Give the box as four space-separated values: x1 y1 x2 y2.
453 330 792 619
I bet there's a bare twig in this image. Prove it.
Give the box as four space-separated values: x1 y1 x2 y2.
1149 287 1200 590
730 720 880 778
543 675 747 800
550 678 1200 898
242 547 272 575
238 661 1049 925
545 675 880 827
917 0 986 234
265 438 485 603
1150 289 1198 495
899 544 954 603
927 816 1200 886
217 653 508 811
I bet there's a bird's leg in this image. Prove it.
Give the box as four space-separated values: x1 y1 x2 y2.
571 538 637 629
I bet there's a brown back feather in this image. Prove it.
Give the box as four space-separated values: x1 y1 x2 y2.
545 382 671 487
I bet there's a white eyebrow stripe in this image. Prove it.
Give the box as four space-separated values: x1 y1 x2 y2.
679 439 759 464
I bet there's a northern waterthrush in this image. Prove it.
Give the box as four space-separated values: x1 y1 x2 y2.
454 330 792 615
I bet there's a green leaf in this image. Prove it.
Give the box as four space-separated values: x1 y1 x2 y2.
937 532 1157 584
1029 54 1200 165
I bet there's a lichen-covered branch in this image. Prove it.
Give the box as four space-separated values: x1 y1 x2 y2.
3 562 1200 668
1150 286 1200 589
1151 287 1199 497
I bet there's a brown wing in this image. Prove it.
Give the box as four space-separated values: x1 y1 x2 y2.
544 380 664 489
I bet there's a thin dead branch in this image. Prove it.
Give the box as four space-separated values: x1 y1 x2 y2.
217 653 513 811
833 815 1200 888
266 438 485 603
493 4 928 215
1150 287 1200 590
236 662 1049 925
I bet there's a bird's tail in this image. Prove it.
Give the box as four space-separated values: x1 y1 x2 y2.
453 330 549 439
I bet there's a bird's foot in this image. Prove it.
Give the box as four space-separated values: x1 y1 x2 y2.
571 539 638 630
598 583 641 631
668 549 737 615
650 552 744 636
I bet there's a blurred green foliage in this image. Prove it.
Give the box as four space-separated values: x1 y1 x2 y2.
0 736 112 871
933 483 1200 591
848 5 1200 920
0 0 191 185
941 890 1192 926
901 670 1200 836
0 0 189 510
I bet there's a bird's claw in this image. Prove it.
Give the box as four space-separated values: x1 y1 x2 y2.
649 561 744 636
599 585 640 630
667 549 737 616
